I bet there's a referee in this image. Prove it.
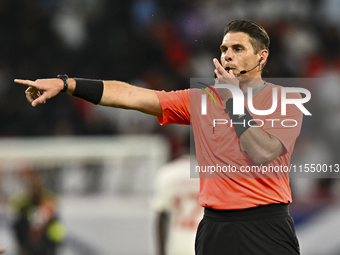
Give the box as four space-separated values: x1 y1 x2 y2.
16 20 302 255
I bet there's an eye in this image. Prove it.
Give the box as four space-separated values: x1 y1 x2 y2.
235 47 242 52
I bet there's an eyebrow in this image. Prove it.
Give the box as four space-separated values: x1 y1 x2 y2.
220 43 245 50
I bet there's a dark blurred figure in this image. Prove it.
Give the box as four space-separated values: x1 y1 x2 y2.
9 169 65 255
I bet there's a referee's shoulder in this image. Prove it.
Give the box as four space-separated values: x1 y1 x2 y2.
264 83 303 99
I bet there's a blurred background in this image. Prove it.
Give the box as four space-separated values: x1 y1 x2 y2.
0 0 340 254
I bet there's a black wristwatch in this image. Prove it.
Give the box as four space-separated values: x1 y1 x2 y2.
57 74 69 92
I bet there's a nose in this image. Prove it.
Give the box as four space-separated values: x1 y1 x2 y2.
224 50 232 62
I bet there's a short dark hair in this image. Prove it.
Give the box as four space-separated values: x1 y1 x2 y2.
223 20 270 54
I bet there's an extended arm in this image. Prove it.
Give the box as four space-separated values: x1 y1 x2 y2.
15 78 163 117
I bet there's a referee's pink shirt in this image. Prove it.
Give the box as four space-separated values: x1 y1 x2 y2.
155 84 303 210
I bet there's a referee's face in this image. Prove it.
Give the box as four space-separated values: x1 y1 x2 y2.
220 32 262 78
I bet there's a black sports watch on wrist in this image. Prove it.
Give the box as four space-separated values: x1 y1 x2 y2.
57 74 69 92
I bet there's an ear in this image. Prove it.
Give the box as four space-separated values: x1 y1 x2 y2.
258 49 269 64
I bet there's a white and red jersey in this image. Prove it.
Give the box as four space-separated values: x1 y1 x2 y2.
152 155 203 255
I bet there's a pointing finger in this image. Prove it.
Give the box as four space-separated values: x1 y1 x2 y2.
14 79 38 87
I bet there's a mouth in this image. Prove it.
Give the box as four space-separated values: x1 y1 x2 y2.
224 67 236 72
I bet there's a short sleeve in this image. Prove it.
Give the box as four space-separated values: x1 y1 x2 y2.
155 89 191 125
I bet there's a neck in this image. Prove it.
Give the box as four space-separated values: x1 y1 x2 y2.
238 78 264 94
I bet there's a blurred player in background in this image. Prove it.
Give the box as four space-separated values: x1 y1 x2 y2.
152 133 203 255
9 169 65 255
16 19 302 255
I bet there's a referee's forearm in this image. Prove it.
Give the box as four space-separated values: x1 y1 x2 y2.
100 80 163 117
67 78 162 116
66 79 132 107
240 127 283 165
99 80 135 108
